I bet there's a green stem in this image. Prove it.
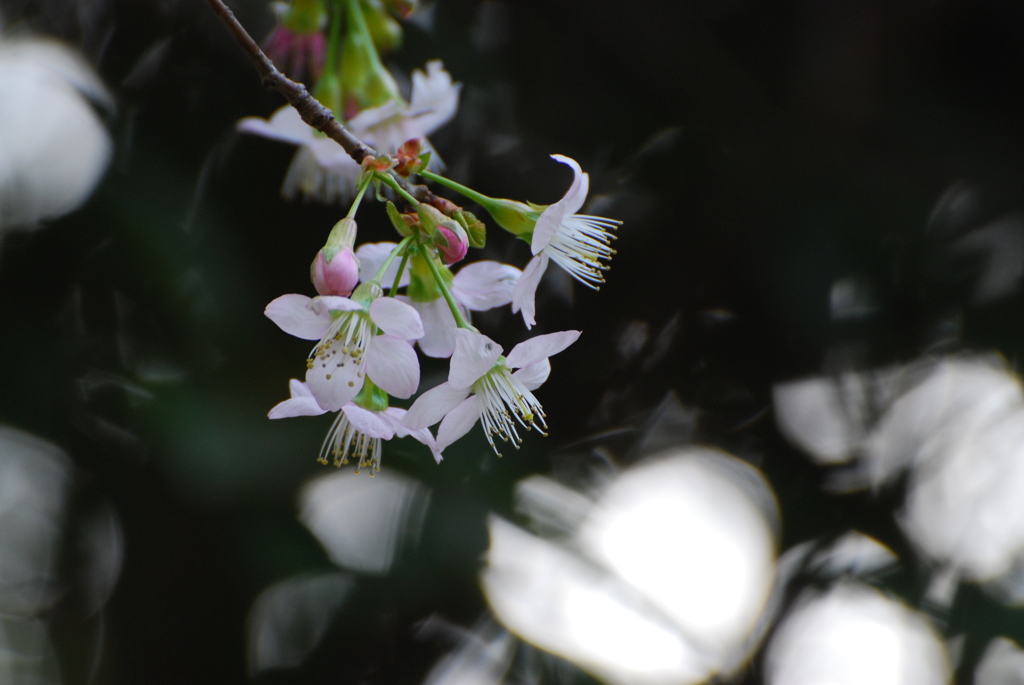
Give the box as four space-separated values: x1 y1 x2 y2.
389 249 411 297
421 170 494 208
346 178 370 218
419 238 476 331
371 235 414 284
378 172 420 207
325 1 342 77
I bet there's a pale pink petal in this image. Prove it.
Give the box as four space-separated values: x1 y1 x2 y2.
402 382 471 430
370 297 424 341
265 294 331 340
268 379 328 418
452 261 521 311
342 404 396 440
356 242 411 286
305 355 363 413
365 335 420 399
312 296 363 314
385 408 443 463
512 359 551 391
510 254 548 330
506 330 581 369
436 396 481 452
449 329 503 390
414 298 458 358
531 155 589 254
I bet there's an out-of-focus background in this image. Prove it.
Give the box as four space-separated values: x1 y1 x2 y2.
1 0 1024 683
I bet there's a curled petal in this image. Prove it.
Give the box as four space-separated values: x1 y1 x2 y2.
402 382 471 430
370 297 424 341
357 242 411 287
450 329 503 390
452 261 522 311
436 396 481 453
366 335 420 399
266 294 331 340
511 254 548 330
512 359 551 392
385 408 443 463
506 330 581 369
531 155 588 254
268 379 328 418
342 404 396 440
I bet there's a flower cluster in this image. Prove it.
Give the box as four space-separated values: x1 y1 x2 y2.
246 1 620 472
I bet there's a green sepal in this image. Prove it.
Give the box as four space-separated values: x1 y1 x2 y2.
407 253 451 302
455 210 486 248
354 378 390 412
386 201 413 236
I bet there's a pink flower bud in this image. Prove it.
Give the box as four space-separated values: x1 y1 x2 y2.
311 247 360 296
436 226 468 265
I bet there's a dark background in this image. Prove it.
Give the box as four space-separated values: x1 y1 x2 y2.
1 0 1023 682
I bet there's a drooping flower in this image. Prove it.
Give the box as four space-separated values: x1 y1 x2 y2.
263 0 328 83
510 155 620 329
269 379 441 472
265 290 424 412
237 60 460 203
402 328 580 454
357 242 522 358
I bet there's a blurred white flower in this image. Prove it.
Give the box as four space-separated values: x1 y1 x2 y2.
974 637 1024 685
299 468 430 575
765 581 950 685
238 60 460 203
0 36 112 232
0 425 72 615
481 448 779 685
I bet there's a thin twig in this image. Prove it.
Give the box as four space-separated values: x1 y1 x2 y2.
206 0 445 206
206 0 374 163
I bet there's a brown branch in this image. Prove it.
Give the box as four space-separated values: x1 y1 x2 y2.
206 0 375 164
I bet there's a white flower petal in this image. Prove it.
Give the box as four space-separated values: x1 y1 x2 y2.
369 297 424 341
414 298 459 358
452 261 522 311
506 330 581 369
306 357 363 413
402 382 471 430
512 360 551 392
265 294 331 340
366 335 420 399
511 254 547 330
450 329 503 390
342 404 396 440
313 296 362 314
268 379 327 418
356 242 411 286
237 105 313 145
531 155 589 254
408 60 461 134
437 396 481 453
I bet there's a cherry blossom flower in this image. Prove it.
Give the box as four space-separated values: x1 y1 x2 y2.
265 292 424 412
402 328 580 453
357 243 522 358
269 379 440 472
510 155 619 328
237 60 460 203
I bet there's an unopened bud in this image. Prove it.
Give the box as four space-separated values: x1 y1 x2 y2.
394 138 430 177
435 225 468 264
311 247 359 296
